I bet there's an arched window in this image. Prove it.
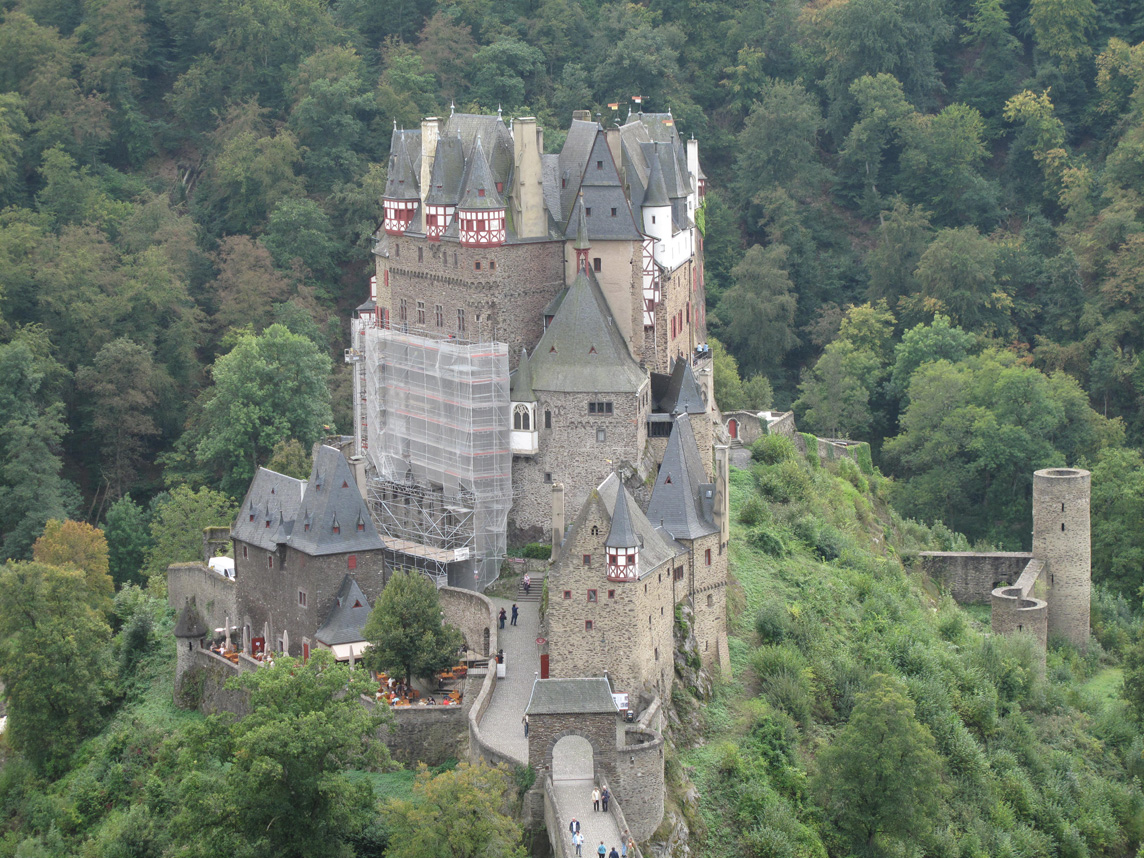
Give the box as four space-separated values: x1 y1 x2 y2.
513 404 531 431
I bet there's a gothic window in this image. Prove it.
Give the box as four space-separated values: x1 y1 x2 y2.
513 405 531 431
435 304 443 327
457 308 465 333
707 594 714 607
590 525 600 536
545 410 552 429
417 301 425 324
399 298 407 321
395 243 400 257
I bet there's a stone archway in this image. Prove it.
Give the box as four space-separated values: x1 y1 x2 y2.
552 734 594 782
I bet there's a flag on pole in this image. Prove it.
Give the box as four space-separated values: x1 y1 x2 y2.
663 119 674 126
608 102 619 110
631 95 643 104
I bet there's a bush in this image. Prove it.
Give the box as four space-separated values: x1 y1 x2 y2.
749 527 788 556
752 434 797 465
520 543 551 560
756 601 790 644
753 460 812 504
739 496 769 527
835 457 868 494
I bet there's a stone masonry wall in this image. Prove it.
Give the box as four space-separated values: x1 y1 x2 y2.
529 710 619 786
1033 468 1091 647
439 586 497 657
545 495 676 697
234 541 386 658
918 552 1034 604
644 261 696 375
167 563 236 638
511 386 650 533
991 559 1048 649
387 235 564 366
684 531 729 675
565 240 644 360
615 727 666 841
361 695 469 767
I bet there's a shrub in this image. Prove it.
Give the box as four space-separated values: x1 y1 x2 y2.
836 457 868 494
739 496 769 527
756 601 789 644
520 543 551 560
752 434 797 465
753 460 812 504
800 433 819 467
749 527 788 556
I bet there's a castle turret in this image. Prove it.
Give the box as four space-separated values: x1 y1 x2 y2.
383 131 420 235
605 483 639 582
424 135 464 241
173 597 207 702
457 137 506 247
1033 467 1091 648
641 144 671 250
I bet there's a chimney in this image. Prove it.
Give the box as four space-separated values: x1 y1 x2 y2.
551 482 565 552
572 109 592 122
420 117 439 209
512 117 546 239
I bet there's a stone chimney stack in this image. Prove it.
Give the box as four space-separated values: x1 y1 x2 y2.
420 117 439 209
551 482 565 552
714 445 729 551
512 117 546 239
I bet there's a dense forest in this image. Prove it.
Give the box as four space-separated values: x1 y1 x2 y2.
4 0 1144 854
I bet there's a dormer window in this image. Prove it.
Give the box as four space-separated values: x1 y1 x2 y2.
478 188 486 197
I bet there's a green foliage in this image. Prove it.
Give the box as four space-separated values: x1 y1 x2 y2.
520 542 551 560
1089 446 1144 601
383 762 527 858
752 434 798 465
265 437 313 479
362 570 464 683
0 560 113 773
103 494 152 589
143 485 237 589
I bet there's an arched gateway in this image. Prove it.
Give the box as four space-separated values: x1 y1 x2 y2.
526 678 619 786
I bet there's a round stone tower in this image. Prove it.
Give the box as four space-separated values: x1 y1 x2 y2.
1032 467 1091 648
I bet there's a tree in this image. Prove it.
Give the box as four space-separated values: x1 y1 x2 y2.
1029 0 1097 70
1125 623 1144 722
887 315 976 405
812 674 946 856
0 560 113 772
1089 447 1144 601
794 339 883 439
261 198 341 282
266 438 312 479
31 519 113 611
908 226 1009 335
103 494 152 589
733 81 827 207
210 235 292 335
171 651 390 858
75 338 160 498
714 244 799 376
143 486 237 588
362 570 463 684
384 762 527 858
190 324 333 495
866 198 932 304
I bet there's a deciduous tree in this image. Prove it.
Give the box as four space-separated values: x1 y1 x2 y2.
32 518 113 611
362 570 463 684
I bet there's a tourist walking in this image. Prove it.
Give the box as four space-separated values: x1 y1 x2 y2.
592 787 600 811
499 607 506 629
569 818 580 836
627 837 635 856
511 603 518 626
601 785 610 811
597 842 606 858
523 573 531 594
573 832 583 856
522 714 529 737
609 847 620 858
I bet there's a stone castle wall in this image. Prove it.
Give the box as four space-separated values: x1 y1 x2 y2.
614 726 666 842
386 235 564 366
545 497 676 698
529 710 620 786
684 531 729 675
511 386 650 533
233 541 386 658
167 563 236 637
918 552 1034 604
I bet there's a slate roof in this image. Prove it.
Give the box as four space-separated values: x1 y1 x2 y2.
174 599 207 638
596 473 682 575
642 146 670 208
658 358 706 415
233 468 308 552
605 482 639 549
315 575 372 646
288 446 385 556
510 348 534 401
646 415 718 541
556 119 600 222
232 447 384 557
526 677 617 715
458 137 504 210
425 136 465 205
528 267 646 394
385 129 421 201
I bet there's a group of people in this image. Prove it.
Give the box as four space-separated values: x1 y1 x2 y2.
592 786 610 811
498 604 520 629
567 817 634 858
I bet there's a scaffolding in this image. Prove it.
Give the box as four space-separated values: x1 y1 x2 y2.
358 323 511 591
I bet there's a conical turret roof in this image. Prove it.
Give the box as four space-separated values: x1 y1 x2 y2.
643 144 670 208
458 137 504 210
511 348 535 401
385 132 420 201
174 599 207 638
605 482 640 549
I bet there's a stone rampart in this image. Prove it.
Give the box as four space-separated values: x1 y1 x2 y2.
439 586 497 657
613 726 665 841
918 552 1034 604
360 694 469 766
991 559 1048 649
167 563 236 638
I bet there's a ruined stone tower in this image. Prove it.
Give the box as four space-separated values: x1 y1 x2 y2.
1033 467 1091 648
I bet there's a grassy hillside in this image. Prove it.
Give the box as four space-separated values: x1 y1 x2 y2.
678 437 1144 858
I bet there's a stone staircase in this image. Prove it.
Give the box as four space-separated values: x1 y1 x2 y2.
513 570 545 603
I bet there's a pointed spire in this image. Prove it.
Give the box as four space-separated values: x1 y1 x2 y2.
644 143 670 208
511 348 535 401
385 132 420 201
450 100 455 115
458 136 503 210
606 483 640 549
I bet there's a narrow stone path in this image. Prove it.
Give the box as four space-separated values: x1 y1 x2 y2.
554 779 627 858
478 594 541 765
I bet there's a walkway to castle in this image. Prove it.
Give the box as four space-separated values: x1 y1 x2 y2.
479 595 627 857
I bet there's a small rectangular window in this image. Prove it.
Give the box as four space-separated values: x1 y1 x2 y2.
585 207 591 217
608 589 615 599
474 261 481 270
586 620 594 631
544 472 553 483
674 567 684 581
268 555 273 569
417 301 425 324
418 246 423 262
705 548 712 565
593 257 601 272
435 305 443 327
587 589 597 602
458 308 465 333
563 590 572 600
610 208 617 217
545 410 552 429
596 160 603 169
399 298 407 321
298 590 307 607
583 554 591 566
348 554 357 570
596 428 606 443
